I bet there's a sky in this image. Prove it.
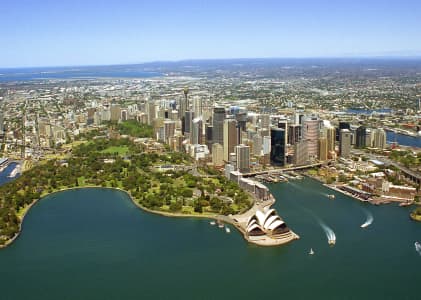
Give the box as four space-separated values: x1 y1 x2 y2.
1 0 421 68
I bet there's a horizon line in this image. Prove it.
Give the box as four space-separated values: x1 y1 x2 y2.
2 55 421 70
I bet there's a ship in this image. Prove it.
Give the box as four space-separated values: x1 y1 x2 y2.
309 248 314 255
328 239 336 246
225 227 231 233
327 194 335 199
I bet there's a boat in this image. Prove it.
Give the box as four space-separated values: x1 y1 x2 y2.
225 227 231 233
210 221 216 226
415 241 421 254
309 248 314 255
217 221 224 228
328 239 336 246
360 223 369 228
327 194 335 199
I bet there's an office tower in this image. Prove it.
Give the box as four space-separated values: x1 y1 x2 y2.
263 136 271 155
318 137 328 161
191 117 203 145
326 126 336 158
236 111 247 144
288 124 301 145
302 116 320 160
294 140 308 166
365 128 373 148
179 87 189 119
337 121 351 141
193 97 203 117
205 124 213 151
164 120 176 143
147 102 156 125
236 144 250 173
212 143 224 167
295 112 305 125
252 134 263 156
184 111 194 134
110 105 121 122
260 114 270 129
87 108 96 125
0 112 5 134
373 128 387 149
223 118 237 161
213 107 225 145
340 129 351 158
356 126 366 148
270 128 286 166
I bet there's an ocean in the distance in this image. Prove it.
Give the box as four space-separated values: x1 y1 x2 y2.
0 66 162 82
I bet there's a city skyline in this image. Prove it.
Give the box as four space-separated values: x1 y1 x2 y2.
2 0 421 68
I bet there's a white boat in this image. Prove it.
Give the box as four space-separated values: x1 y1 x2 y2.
309 248 314 255
360 223 369 228
210 221 216 226
225 227 231 233
218 222 224 229
327 194 335 199
328 239 336 246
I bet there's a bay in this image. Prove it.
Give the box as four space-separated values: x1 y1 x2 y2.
0 179 420 299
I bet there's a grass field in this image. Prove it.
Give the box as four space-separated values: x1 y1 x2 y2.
100 146 129 156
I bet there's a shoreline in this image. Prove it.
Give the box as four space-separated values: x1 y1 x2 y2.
0 185 273 249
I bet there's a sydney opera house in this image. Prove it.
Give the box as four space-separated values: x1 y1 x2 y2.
244 208 298 246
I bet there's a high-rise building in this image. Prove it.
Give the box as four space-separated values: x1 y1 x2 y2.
252 134 263 156
184 111 194 134
302 116 320 160
163 120 176 143
193 97 203 117
326 126 336 158
263 136 271 155
147 102 156 125
236 111 248 144
235 144 250 173
223 119 237 161
110 105 121 122
191 117 203 145
212 143 224 167
260 114 270 129
373 128 387 149
0 112 5 135
293 140 308 166
318 137 328 161
356 126 366 148
270 128 286 166
337 122 350 141
340 129 351 158
213 107 225 145
288 124 301 145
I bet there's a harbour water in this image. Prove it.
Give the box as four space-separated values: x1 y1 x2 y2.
0 162 19 186
0 179 421 299
387 130 421 148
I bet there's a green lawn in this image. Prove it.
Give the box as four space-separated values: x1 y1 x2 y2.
100 146 129 156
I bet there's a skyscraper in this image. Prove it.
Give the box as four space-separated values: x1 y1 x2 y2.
302 116 320 160
326 126 336 158
270 128 286 166
163 120 176 143
318 137 328 161
212 143 224 167
147 102 156 125
213 107 225 145
373 128 387 149
235 144 250 173
184 111 194 134
356 126 366 148
191 117 203 145
252 134 263 156
0 112 5 135
110 104 121 122
293 140 308 166
288 124 301 145
193 96 203 117
223 118 237 161
340 129 351 158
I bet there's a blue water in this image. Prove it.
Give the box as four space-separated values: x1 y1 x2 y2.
387 131 421 148
0 179 420 299
0 66 162 82
0 162 19 185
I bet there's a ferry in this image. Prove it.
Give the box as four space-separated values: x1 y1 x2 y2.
360 223 369 228
309 248 314 255
327 194 335 199
328 239 336 246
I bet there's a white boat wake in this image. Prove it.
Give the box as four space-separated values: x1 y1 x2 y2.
361 209 373 228
415 242 421 255
319 221 336 245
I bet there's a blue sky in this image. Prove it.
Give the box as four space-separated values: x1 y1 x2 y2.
1 0 421 67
